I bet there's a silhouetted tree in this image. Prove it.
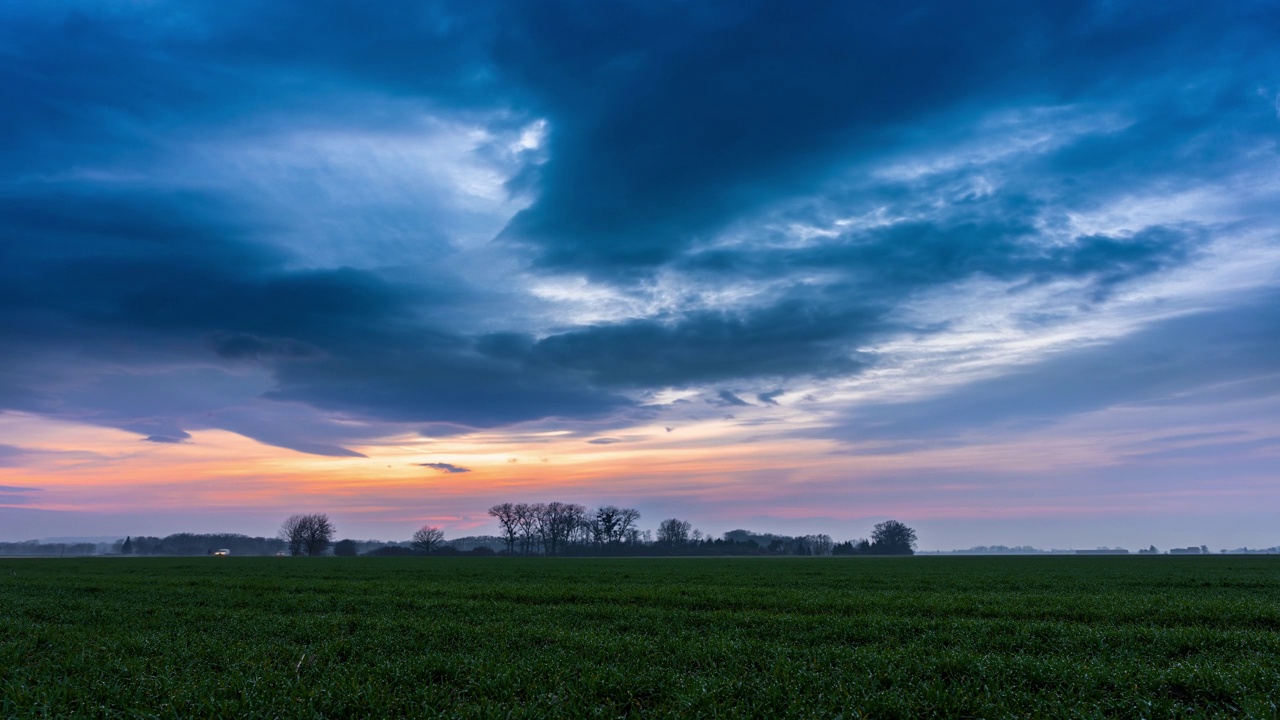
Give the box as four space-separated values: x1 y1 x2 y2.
590 506 641 551
870 520 917 555
833 538 872 555
657 518 692 547
366 545 416 556
412 526 445 553
280 515 307 556
488 503 520 554
514 503 540 555
807 534 834 556
120 536 133 555
280 513 335 556
333 539 359 556
535 502 586 556
303 514 335 556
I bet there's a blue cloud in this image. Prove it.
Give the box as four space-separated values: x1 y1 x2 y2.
143 432 191 445
0 0 1276 457
419 462 471 474
826 290 1280 443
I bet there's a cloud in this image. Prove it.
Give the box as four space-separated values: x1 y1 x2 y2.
0 445 26 468
529 301 875 388
494 2 1278 277
265 337 633 428
825 290 1280 443
0 476 39 505
0 0 1277 466
586 437 623 445
716 391 751 407
682 215 1201 305
143 432 191 444
0 185 630 450
495 2 1035 274
207 333 320 362
757 390 784 406
419 462 471 474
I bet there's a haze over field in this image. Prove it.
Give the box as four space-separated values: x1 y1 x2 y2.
1 2 1278 549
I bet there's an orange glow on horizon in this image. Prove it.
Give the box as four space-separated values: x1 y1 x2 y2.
4 406 1279 540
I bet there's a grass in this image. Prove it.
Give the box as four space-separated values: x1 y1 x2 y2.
1 556 1278 718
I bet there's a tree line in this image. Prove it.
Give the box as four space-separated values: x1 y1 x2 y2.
268 507 917 557
115 533 286 556
484 503 917 557
0 540 103 556
488 503 644 555
20 508 918 558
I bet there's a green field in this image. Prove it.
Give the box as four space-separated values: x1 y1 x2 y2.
2 556 1278 718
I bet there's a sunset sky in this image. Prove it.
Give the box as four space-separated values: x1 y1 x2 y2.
2 2 1279 549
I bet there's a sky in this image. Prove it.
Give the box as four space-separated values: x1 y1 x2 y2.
2 1 1278 550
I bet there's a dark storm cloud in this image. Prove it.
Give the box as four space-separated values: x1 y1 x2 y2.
265 337 633 428
683 219 1199 303
495 1 1046 273
0 189 415 383
419 462 471 474
503 216 1198 391
495 1 1278 276
0 1 504 176
0 1 1276 454
0 184 629 448
529 301 875 388
208 333 320 362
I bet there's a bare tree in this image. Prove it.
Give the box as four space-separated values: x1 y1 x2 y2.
532 502 553 555
537 502 586 556
563 504 588 552
592 506 642 550
514 503 539 556
585 513 606 548
488 503 520 555
280 514 307 556
624 527 647 546
569 512 593 547
411 526 445 553
657 518 692 547
593 506 622 547
302 514 335 556
614 507 641 545
280 513 335 556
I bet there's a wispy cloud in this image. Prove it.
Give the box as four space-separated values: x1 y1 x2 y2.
419 462 472 474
